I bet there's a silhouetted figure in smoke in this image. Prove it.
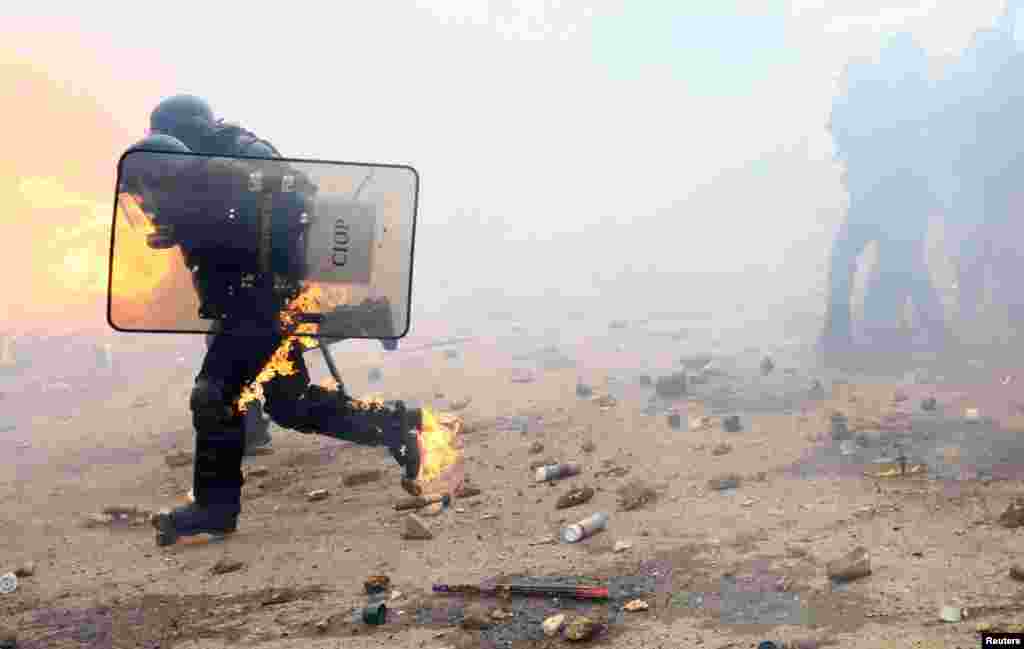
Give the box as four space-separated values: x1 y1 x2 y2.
820 34 950 359
939 4 1024 344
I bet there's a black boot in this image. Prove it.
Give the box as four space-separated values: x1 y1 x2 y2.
153 500 240 546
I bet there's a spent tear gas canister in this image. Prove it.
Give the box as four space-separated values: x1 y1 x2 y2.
561 512 609 543
535 462 581 482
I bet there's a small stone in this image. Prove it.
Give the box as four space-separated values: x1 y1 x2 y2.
939 605 962 623
211 558 245 575
245 466 270 478
827 546 871 582
315 617 330 632
390 590 404 601
581 440 596 453
556 486 595 510
711 442 732 456
402 514 433 540
528 441 544 454
999 499 1024 529
543 614 566 636
13 562 34 578
565 616 597 641
1010 564 1024 581
449 397 472 411
165 450 193 468
576 383 594 398
707 474 742 491
490 608 512 620
461 603 492 629
921 397 937 411
690 416 712 432
82 513 111 528
623 599 648 612
307 489 329 502
613 540 633 553
595 395 616 409
529 457 558 471
760 356 775 375
342 469 383 487
368 367 383 382
529 535 558 546
455 485 482 499
722 415 742 432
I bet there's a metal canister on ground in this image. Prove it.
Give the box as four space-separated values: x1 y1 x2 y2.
561 512 609 543
535 462 581 482
363 602 387 625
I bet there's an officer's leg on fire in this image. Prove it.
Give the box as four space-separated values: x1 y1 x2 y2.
259 341 424 484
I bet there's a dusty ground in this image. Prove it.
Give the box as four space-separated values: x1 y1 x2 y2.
2 316 1024 649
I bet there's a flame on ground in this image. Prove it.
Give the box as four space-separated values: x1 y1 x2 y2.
415 408 465 492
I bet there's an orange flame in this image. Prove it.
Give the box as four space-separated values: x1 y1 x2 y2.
415 408 465 494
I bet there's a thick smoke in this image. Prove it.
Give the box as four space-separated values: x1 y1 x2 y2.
821 2 1024 362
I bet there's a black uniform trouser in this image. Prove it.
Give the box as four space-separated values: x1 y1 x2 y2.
190 331 412 508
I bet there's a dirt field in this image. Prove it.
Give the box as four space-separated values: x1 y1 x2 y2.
2 317 1024 648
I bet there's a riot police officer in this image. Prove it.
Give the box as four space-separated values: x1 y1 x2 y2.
130 101 425 547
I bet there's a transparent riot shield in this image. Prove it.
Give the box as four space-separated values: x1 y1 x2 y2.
108 149 417 340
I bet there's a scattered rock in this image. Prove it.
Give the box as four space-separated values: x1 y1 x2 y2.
760 356 775 375
581 440 596 453
528 441 545 454
211 558 245 575
390 590 404 601
708 473 742 491
690 416 712 432
403 514 433 540
722 415 742 432
449 397 472 411
342 469 383 487
711 442 732 456
613 540 633 553
461 603 493 629
623 599 648 612
529 535 558 546
82 514 112 528
921 397 937 412
245 466 270 478
13 562 34 578
165 450 193 468
556 487 595 510
315 617 331 633
455 484 482 499
565 616 597 641
307 489 329 502
1010 565 1024 581
434 392 446 399
576 382 594 398
543 614 566 637
655 372 687 399
595 395 617 410
617 481 657 511
827 546 871 582
999 499 1024 529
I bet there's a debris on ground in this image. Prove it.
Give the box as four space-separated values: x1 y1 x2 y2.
455 484 482 499
307 489 329 502
690 416 712 432
368 367 383 383
527 441 545 454
827 546 871 582
680 354 714 371
543 614 566 636
613 540 633 553
808 380 826 400
921 397 937 412
530 457 558 471
581 440 596 453
939 605 962 623
655 372 687 399
365 575 391 594
760 356 775 375
556 486 595 510
708 473 742 491
395 494 452 512
510 369 536 384
461 603 493 629
536 462 582 482
211 558 245 575
667 413 682 429
964 408 981 423
165 450 193 468
830 413 850 440
595 395 617 410
490 608 512 620
711 442 733 456
342 469 383 487
402 514 434 540
636 375 653 386
245 466 270 478
444 349 459 360
609 320 628 329
561 512 609 543
529 535 558 546
623 599 648 611
617 481 658 511
576 383 594 398
1010 564 1024 581
0 573 17 595
722 415 742 432
999 499 1024 529
12 562 34 579
449 397 472 411
565 615 598 641
362 602 387 625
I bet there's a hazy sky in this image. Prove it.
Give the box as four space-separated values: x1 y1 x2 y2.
2 1 1013 301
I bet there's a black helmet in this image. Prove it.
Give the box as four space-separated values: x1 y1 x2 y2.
128 133 192 154
149 95 214 150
